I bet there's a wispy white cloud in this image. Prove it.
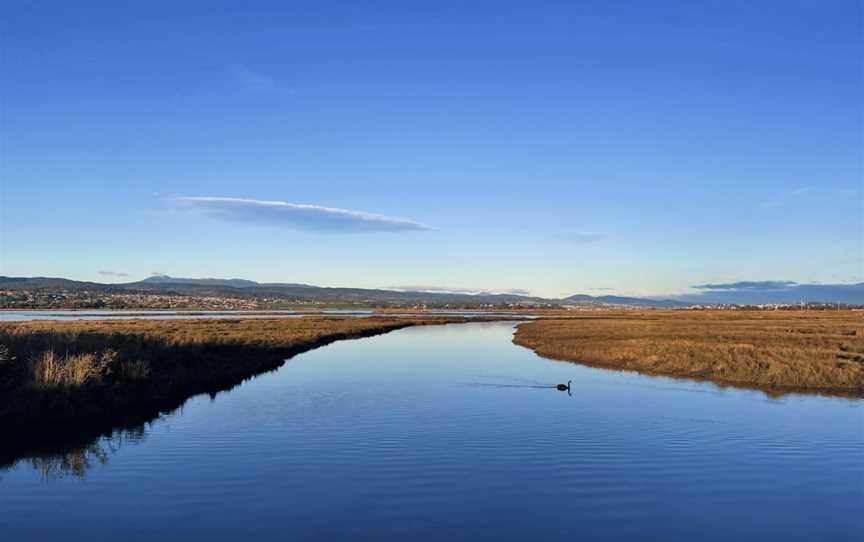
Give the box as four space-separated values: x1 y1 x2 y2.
175 196 433 233
692 280 797 291
386 285 531 296
556 231 608 244
98 270 129 278
761 187 811 209
227 64 286 93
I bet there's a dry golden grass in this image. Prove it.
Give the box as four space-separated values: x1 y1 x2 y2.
0 316 491 436
514 310 864 396
0 316 476 365
32 351 112 387
0 316 487 390
1 315 513 466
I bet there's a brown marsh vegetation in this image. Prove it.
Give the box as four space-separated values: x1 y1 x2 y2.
0 316 496 463
513 310 864 397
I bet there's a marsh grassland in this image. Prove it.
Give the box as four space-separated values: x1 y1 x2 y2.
0 316 489 462
514 310 864 396
5 310 861 466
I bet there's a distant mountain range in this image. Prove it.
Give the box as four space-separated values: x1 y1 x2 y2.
0 275 550 306
2 276 862 307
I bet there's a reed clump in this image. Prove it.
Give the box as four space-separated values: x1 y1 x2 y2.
513 310 864 396
31 350 117 387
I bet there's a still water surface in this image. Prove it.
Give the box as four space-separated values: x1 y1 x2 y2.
2 322 862 540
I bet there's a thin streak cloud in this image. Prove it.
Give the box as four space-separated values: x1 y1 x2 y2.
557 231 608 244
387 285 531 296
176 197 434 233
98 270 129 278
761 187 811 209
227 65 279 92
692 280 798 291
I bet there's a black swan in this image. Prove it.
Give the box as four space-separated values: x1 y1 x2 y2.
556 380 571 391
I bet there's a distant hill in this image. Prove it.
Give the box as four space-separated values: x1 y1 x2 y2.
563 294 688 308
138 275 265 288
0 275 553 306
0 276 125 291
125 277 547 304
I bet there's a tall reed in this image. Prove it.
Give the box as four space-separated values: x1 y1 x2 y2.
31 350 117 387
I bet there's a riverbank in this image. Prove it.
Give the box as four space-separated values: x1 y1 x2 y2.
513 310 864 397
0 316 505 463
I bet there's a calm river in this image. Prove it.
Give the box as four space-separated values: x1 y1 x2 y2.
1 322 862 541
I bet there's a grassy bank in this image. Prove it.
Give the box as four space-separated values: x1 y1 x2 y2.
513 311 864 396
0 316 489 462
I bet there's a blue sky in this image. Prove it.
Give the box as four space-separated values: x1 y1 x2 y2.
1 1 861 298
